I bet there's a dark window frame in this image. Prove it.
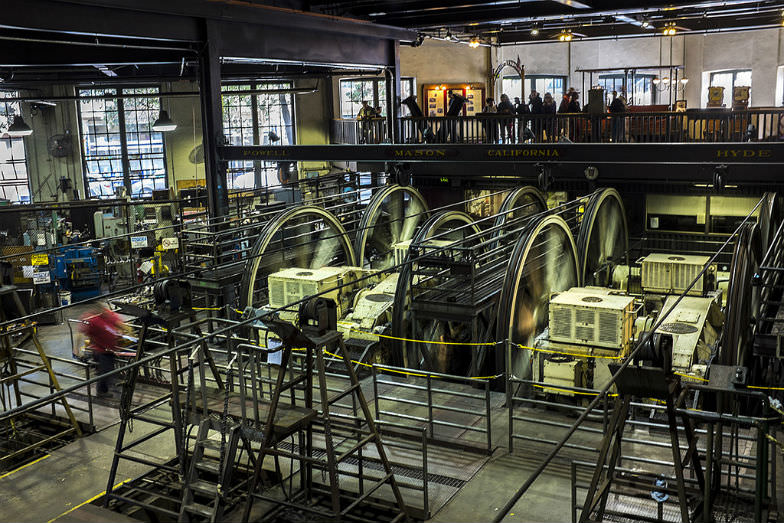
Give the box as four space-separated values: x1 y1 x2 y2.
77 85 168 199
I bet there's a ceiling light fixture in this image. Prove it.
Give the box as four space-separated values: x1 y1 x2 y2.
641 18 650 28
469 37 480 48
663 22 677 36
7 115 33 137
152 110 177 132
558 29 573 41
531 27 539 36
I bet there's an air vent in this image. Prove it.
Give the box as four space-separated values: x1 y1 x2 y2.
551 307 572 338
598 311 619 344
269 280 285 307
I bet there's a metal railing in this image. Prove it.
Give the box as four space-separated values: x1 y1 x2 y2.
331 118 388 144
389 109 784 144
372 365 494 454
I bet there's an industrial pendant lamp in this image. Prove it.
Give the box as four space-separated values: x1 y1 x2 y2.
7 115 33 137
152 110 177 132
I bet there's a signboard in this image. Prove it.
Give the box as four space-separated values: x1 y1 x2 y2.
32 271 51 285
31 253 49 266
130 236 148 249
161 237 179 250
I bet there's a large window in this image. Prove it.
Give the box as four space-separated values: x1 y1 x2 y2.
399 77 415 117
340 77 414 118
502 75 566 101
222 82 295 190
78 87 166 198
0 92 29 203
710 69 752 107
598 74 657 105
340 78 388 118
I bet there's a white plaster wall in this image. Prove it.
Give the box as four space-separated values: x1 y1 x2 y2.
486 27 784 108
400 39 490 88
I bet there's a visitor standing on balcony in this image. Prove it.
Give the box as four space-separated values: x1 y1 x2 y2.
529 90 544 141
515 96 530 143
357 100 374 143
497 94 516 143
609 91 627 143
543 92 557 141
482 97 498 143
567 91 581 141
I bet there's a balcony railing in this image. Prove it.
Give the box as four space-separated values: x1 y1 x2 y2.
331 109 784 145
331 118 388 144
399 109 784 144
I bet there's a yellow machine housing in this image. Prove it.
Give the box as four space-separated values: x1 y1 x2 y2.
640 253 710 296
549 287 636 353
267 266 370 320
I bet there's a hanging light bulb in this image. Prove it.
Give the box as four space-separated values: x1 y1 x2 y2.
531 27 540 36
653 77 661 85
558 29 572 41
469 37 480 48
152 110 177 132
7 115 33 137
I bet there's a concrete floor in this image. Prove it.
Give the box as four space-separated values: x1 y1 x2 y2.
1 311 782 522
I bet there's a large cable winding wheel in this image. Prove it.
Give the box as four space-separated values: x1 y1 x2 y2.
721 222 760 369
576 188 629 287
239 205 356 310
496 215 579 381
495 186 548 229
391 210 483 373
354 185 429 270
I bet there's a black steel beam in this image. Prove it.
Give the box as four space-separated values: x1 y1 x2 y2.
0 39 194 68
42 0 414 41
200 21 229 218
218 143 784 165
0 0 202 42
214 20 396 67
370 0 772 28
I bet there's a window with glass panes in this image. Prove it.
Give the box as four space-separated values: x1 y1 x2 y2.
340 78 387 118
597 74 656 105
710 70 752 107
78 87 166 198
400 77 415 116
0 92 29 203
502 76 566 101
221 82 295 190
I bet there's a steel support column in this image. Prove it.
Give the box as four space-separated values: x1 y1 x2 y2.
199 20 229 217
385 40 401 144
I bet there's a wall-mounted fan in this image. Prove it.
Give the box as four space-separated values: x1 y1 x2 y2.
47 132 73 158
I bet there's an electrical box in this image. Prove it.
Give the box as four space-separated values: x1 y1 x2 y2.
548 287 635 352
640 253 709 296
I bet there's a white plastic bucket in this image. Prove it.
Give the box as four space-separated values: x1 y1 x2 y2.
58 290 72 306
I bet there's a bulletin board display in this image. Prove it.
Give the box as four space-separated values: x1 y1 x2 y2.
422 84 486 116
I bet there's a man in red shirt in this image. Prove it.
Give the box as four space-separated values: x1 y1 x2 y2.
79 303 124 395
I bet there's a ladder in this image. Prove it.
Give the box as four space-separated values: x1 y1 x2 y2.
241 319 408 522
178 418 243 522
103 305 224 513
0 285 81 466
